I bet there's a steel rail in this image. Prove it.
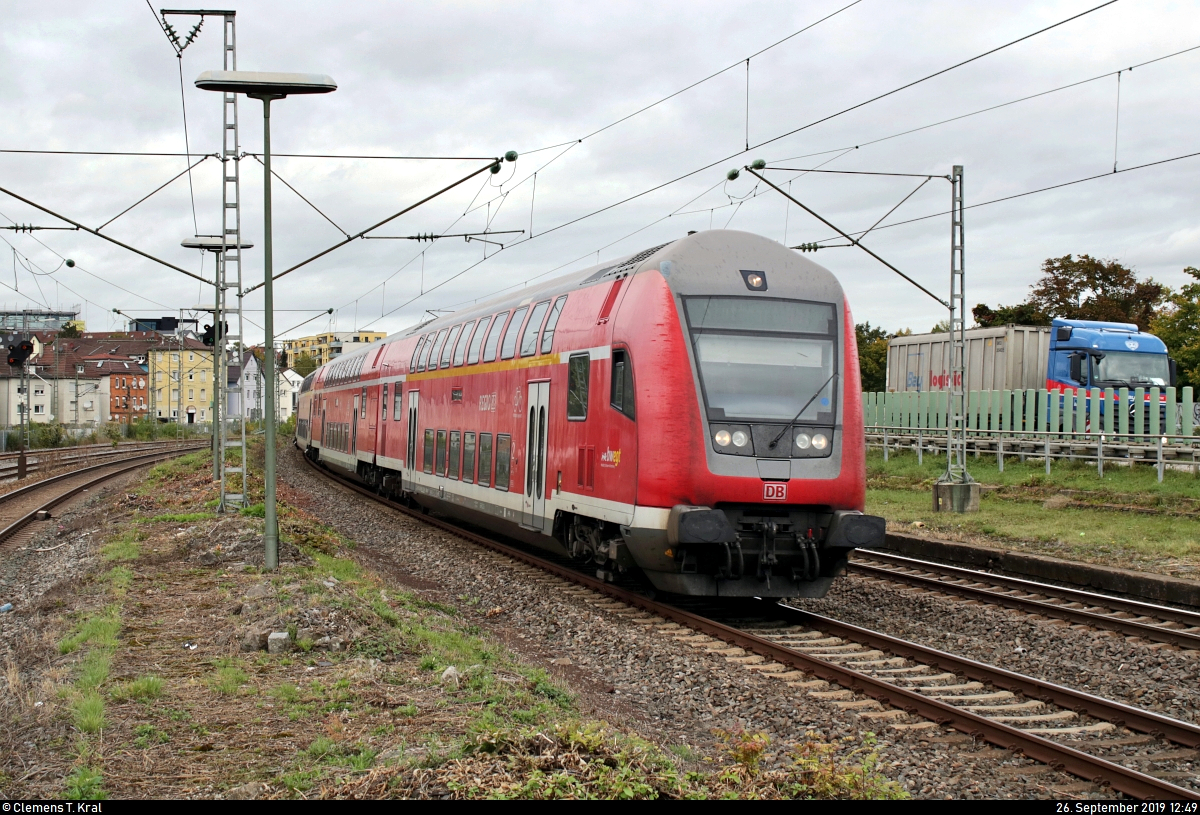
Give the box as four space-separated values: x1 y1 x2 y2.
770 604 1200 749
849 555 1200 649
856 550 1200 627
300 453 1199 800
0 444 206 546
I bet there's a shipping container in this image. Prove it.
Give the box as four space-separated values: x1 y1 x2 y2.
885 325 1051 393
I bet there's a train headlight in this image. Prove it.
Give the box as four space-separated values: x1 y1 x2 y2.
811 433 829 450
714 429 731 447
794 433 811 450
731 430 749 448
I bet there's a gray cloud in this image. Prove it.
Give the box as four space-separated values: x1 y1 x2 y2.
1 0 1196 339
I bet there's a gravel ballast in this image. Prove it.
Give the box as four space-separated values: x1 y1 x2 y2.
279 446 1116 799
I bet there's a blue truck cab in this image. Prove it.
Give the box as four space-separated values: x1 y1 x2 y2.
1048 318 1175 392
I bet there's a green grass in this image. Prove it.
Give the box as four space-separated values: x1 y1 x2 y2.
241 503 266 518
77 650 113 690
72 692 106 734
211 665 249 695
104 566 134 591
866 450 1200 567
100 533 140 562
139 512 214 524
110 675 164 702
868 448 1200 499
59 607 122 654
64 764 106 800
132 724 170 748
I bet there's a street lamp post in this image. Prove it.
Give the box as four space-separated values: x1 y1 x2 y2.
196 71 336 570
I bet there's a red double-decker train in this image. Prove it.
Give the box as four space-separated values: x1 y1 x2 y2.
296 230 884 598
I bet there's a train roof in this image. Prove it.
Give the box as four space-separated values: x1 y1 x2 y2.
310 229 842 381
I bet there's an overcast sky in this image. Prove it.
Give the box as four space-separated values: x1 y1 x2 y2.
1 0 1197 342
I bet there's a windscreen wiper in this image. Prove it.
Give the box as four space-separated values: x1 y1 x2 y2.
767 372 838 451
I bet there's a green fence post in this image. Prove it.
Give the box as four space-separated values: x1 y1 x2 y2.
1166 386 1177 437
1134 387 1145 441
1104 388 1115 436
1184 386 1195 437
1118 387 1130 439
1150 387 1161 437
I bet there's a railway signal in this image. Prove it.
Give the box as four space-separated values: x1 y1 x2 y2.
5 336 35 367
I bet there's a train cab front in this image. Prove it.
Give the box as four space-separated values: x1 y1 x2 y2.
617 230 886 598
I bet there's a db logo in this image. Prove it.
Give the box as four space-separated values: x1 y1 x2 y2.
763 482 788 501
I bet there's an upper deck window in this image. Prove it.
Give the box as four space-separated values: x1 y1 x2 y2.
540 296 565 354
482 312 508 362
520 301 550 357
467 316 491 365
501 306 529 360
452 320 476 366
439 325 462 368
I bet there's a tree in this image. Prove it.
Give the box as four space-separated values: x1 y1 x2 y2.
856 322 890 393
291 352 318 377
1026 254 1168 330
1149 267 1200 390
971 302 1048 327
56 323 82 339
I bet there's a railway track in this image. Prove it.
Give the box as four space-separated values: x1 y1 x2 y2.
300 454 1200 800
0 440 200 484
849 550 1200 651
0 442 207 553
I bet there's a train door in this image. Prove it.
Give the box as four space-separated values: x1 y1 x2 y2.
351 392 361 452
522 381 549 530
406 390 419 472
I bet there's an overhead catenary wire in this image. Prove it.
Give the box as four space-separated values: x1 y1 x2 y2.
242 159 501 295
96 155 212 232
247 154 350 238
0 185 211 287
808 148 1200 245
519 0 864 154
767 43 1200 166
176 55 200 235
363 1 1123 327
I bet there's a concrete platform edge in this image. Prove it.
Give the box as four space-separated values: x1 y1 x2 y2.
874 532 1200 609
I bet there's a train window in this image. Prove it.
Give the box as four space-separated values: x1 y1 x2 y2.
382 384 388 421
409 335 425 370
463 432 476 484
519 301 550 357
611 349 635 419
540 296 565 354
435 430 447 476
429 329 450 370
478 433 493 487
417 333 436 372
567 353 589 420
467 316 491 364
494 434 511 491
439 325 462 368
482 312 508 362
393 388 403 421
501 306 528 360
360 387 367 419
448 431 461 479
423 430 434 474
452 320 476 366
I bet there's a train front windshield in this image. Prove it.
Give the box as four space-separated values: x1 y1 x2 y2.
684 296 837 423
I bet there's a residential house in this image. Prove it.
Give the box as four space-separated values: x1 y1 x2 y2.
85 355 150 423
283 330 385 367
147 340 215 424
231 349 302 422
